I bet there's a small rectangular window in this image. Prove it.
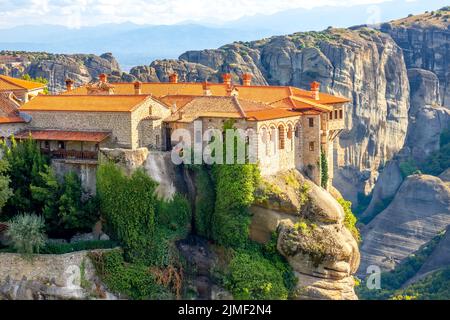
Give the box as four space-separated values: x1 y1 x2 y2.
309 142 315 151
329 111 333 120
335 110 338 119
339 109 343 119
308 118 314 127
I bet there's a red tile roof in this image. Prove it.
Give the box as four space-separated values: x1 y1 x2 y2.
0 92 25 124
20 95 153 112
0 75 46 91
15 130 111 142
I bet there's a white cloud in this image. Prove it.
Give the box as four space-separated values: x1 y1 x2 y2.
0 0 399 28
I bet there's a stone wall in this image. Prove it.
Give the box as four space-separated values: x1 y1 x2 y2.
0 122 26 138
131 98 170 149
52 160 98 194
26 110 133 148
0 249 116 300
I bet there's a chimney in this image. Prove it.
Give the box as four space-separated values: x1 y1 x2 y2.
99 73 107 83
169 73 178 83
65 79 74 91
134 81 142 95
310 81 320 100
203 81 212 96
222 73 232 86
242 73 252 86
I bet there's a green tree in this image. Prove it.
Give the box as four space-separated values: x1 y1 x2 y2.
0 159 12 213
22 74 49 94
338 198 360 242
97 163 158 263
192 166 215 238
6 213 46 255
226 249 289 300
1 137 50 216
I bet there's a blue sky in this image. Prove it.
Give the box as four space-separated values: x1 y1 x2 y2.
0 0 443 28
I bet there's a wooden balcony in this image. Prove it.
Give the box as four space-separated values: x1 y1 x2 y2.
41 149 98 161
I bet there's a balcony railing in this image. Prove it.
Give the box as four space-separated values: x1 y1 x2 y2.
41 149 98 161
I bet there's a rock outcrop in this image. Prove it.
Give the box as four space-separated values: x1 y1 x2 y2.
0 250 116 300
250 170 360 300
0 51 121 92
405 68 450 162
380 9 450 106
358 174 450 275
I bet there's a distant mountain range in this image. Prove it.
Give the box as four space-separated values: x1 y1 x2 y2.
0 0 447 70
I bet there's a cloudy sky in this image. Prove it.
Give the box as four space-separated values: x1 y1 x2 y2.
0 0 434 28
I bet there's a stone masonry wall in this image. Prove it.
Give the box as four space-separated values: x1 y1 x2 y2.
26 111 133 148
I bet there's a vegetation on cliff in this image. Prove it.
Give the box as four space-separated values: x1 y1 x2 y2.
94 162 190 299
357 231 447 300
0 138 98 238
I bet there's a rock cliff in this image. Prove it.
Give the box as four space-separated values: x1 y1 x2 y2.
250 170 360 300
380 9 450 106
358 174 450 275
0 51 121 93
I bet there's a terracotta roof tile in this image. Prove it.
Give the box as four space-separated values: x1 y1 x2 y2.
20 95 152 112
15 129 111 142
0 92 25 124
0 75 46 91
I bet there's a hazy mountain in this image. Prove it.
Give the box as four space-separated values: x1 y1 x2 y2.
0 0 447 70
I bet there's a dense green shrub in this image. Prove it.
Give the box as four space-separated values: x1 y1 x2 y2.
337 198 361 242
225 249 289 300
156 193 191 234
90 249 172 300
211 162 259 247
7 213 46 255
320 150 329 189
192 166 215 238
0 137 50 215
0 159 12 213
40 240 118 254
97 163 158 263
31 170 99 235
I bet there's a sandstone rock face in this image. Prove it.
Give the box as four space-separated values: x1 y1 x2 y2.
0 250 116 300
358 174 450 275
360 160 403 222
250 170 360 300
381 15 450 106
406 226 450 286
99 147 149 172
0 51 121 93
405 68 450 162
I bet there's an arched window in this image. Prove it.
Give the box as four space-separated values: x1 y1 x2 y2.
278 125 285 150
287 124 293 150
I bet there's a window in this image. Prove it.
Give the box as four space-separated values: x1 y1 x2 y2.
329 111 333 120
309 142 315 152
278 125 285 150
44 140 50 149
335 110 338 119
308 118 314 127
58 141 65 150
339 109 343 119
155 135 160 147
295 125 300 138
